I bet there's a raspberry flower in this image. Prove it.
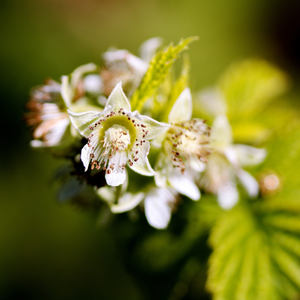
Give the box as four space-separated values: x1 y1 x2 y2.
199 115 267 209
154 88 211 200
25 79 71 148
68 82 170 186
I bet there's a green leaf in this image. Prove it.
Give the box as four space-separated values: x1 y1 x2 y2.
207 203 300 300
218 59 289 121
130 37 198 111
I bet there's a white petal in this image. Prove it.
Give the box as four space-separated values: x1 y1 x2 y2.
196 87 227 117
105 82 131 112
217 182 239 210
110 192 144 213
189 156 206 172
71 63 98 88
131 110 170 140
81 144 92 171
224 146 239 166
233 144 267 167
128 140 155 176
168 172 200 201
97 186 115 203
30 140 45 148
61 75 73 107
154 152 168 187
103 49 148 74
83 74 103 94
44 118 70 146
237 169 259 198
211 115 233 150
168 88 193 123
139 37 163 63
67 109 104 138
105 151 128 186
145 188 175 229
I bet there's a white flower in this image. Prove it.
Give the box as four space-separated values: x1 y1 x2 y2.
26 79 71 148
104 186 178 230
26 64 103 149
144 187 178 229
101 38 162 97
154 88 210 201
101 49 148 97
68 82 170 187
200 115 267 209
61 63 102 105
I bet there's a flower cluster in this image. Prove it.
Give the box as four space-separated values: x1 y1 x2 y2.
26 38 267 229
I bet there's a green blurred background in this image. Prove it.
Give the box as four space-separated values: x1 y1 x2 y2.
1 0 300 299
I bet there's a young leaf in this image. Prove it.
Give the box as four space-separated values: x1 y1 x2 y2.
130 37 198 111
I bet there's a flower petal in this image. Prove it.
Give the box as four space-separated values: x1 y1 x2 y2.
189 155 206 172
237 169 259 198
43 118 70 146
97 186 115 203
103 50 148 74
105 151 128 186
81 144 93 171
168 172 200 201
139 37 163 63
211 115 233 150
110 192 144 213
83 74 103 94
61 75 73 107
217 182 239 210
131 111 170 140
128 140 155 176
145 188 175 229
196 87 227 117
105 82 131 112
71 63 98 88
168 88 193 123
67 109 104 138
232 144 267 167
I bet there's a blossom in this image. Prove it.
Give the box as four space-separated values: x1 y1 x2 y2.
100 38 162 97
26 63 103 149
154 88 211 201
101 49 148 97
100 185 178 229
144 187 178 229
68 82 169 187
199 115 267 209
61 63 102 106
25 79 71 148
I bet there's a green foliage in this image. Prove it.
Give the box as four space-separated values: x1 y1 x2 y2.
217 59 290 144
207 125 300 300
219 59 289 119
207 201 300 300
130 37 197 111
